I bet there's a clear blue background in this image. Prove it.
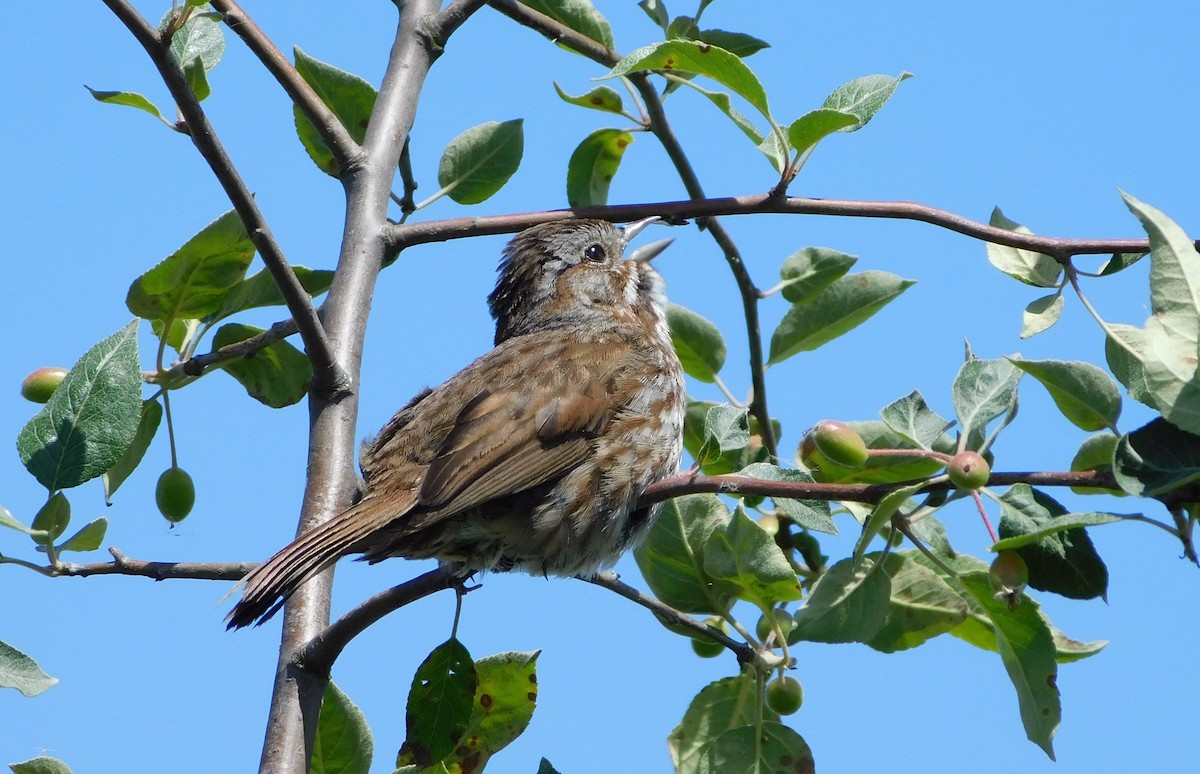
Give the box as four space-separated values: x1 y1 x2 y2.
3 2 1198 772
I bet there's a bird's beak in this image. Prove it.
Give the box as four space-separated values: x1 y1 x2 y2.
620 216 660 243
626 237 674 264
621 216 672 263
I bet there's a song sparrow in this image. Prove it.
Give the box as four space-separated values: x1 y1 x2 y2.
227 218 685 628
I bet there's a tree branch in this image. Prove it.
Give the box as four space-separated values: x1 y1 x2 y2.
55 547 254 581
296 567 458 677
100 0 347 398
638 469 1123 507
257 1 450 772
209 0 361 171
385 193 1166 258
584 572 757 664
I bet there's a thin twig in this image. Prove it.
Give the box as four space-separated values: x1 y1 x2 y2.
429 0 492 46
585 572 757 665
637 469 1123 508
210 0 360 170
55 547 255 581
385 194 1168 257
100 0 347 399
297 567 459 677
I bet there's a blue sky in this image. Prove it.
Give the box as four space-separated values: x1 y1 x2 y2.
3 2 1199 772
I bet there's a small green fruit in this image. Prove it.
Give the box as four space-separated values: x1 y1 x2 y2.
20 367 68 404
755 608 797 646
947 451 991 490
989 550 1028 593
691 616 727 658
156 467 195 523
809 420 869 469
765 675 804 715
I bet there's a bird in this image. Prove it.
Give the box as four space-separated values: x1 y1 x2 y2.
226 217 685 628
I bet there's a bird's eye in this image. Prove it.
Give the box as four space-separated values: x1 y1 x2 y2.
583 243 606 263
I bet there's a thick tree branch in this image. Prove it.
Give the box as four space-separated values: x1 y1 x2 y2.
258 1 454 772
55 548 254 580
385 194 1167 257
296 567 459 677
210 0 361 171
101 0 346 398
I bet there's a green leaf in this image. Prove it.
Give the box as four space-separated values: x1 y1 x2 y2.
57 517 108 553
565 128 633 207
791 555 890 643
293 47 378 176
311 681 373 774
687 82 783 171
602 40 772 122
162 3 224 72
1113 417 1200 496
866 551 968 653
0 640 58 697
84 87 171 126
522 0 615 49
31 493 71 546
398 639 476 768
696 404 749 466
209 265 335 324
879 389 954 450
683 401 773 476
1020 292 1064 339
552 82 624 115
820 72 912 129
703 508 802 609
698 29 770 59
668 674 780 772
666 304 726 382
959 572 1060 759
634 494 735 614
736 463 837 534
998 484 1108 600
1010 358 1121 432
1070 432 1121 495
705 723 813 774
777 246 857 304
985 208 1063 287
768 271 915 364
1098 251 1146 276
449 651 540 770
182 56 211 101
1105 193 1200 434
18 321 142 492
637 0 670 32
102 399 163 503
853 481 926 563
437 120 524 205
992 512 1124 551
952 354 1021 450
213 324 312 408
802 420 953 485
787 108 859 155
126 209 256 324
0 505 34 535
8 758 73 774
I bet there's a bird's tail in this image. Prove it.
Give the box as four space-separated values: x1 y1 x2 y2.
226 496 402 629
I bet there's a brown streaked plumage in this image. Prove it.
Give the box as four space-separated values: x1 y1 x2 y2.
227 218 684 628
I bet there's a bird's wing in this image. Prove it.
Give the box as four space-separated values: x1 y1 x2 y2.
413 387 613 519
